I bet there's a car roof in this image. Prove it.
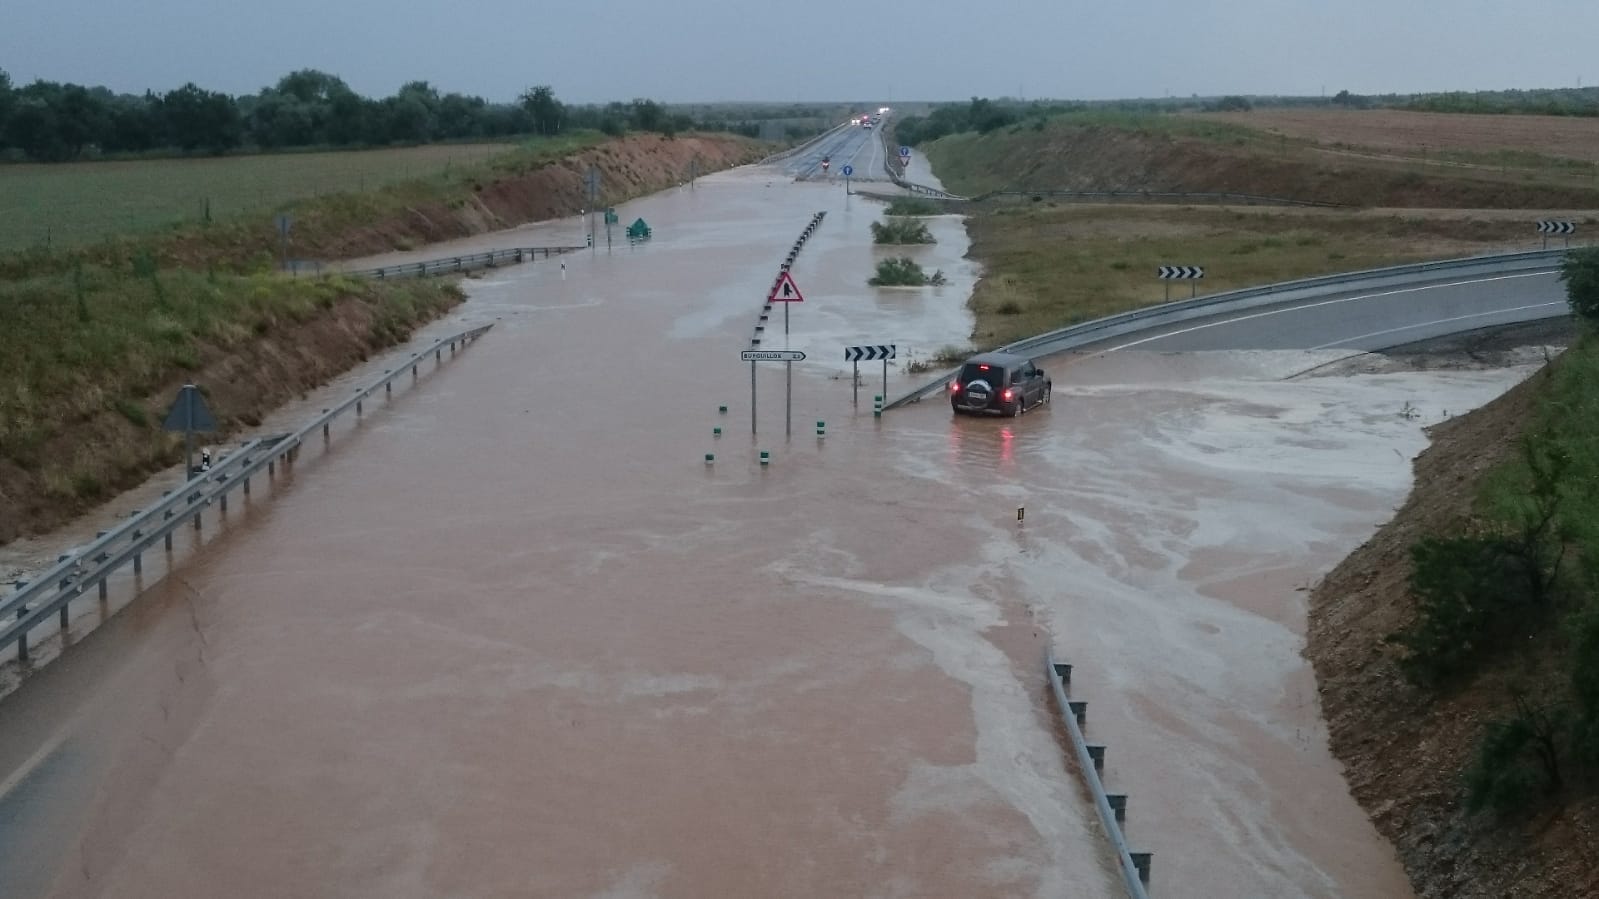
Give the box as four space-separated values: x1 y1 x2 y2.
964 352 1030 367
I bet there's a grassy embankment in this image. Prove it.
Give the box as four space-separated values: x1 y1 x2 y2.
0 269 458 506
913 110 1599 349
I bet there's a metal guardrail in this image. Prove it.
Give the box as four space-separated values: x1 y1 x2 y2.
1047 652 1151 898
751 212 827 348
346 246 584 280
1 323 494 664
886 248 1572 409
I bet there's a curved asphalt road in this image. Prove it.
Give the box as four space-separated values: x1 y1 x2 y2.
1083 269 1567 356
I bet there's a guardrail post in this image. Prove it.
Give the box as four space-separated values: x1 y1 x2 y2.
1107 794 1128 824
193 509 202 530
1130 852 1152 885
435 348 442 362
243 475 250 496
322 410 331 441
60 604 69 628
16 608 28 662
132 549 142 574
219 489 227 513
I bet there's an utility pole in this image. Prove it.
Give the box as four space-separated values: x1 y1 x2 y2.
585 166 600 254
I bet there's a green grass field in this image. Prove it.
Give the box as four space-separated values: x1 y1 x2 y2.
961 204 1536 348
0 143 521 253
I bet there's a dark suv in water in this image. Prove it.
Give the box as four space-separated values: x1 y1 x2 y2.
949 352 1051 416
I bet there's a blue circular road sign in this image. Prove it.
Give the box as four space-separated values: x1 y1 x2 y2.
899 145 911 157
841 165 854 176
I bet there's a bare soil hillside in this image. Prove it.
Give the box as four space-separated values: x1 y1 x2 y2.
1211 108 1599 164
926 120 1599 208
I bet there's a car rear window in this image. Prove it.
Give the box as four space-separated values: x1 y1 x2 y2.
959 362 1007 385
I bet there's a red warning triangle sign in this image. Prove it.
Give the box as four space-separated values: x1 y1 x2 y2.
770 271 805 303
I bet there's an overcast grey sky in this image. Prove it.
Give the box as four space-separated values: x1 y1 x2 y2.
3 0 1594 103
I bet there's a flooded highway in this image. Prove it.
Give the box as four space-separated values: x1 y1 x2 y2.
0 165 1545 897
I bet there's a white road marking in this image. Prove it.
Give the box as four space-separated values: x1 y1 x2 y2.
1310 301 1567 349
1103 270 1558 352
0 728 69 801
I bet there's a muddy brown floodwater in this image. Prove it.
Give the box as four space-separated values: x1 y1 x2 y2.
0 167 1545 898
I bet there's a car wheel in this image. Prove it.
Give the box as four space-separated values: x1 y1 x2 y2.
1011 398 1024 417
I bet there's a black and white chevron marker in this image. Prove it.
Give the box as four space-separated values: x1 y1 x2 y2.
1537 221 1576 235
1157 265 1205 280
845 344 897 362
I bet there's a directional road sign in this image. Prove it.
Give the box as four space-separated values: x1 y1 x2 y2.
845 344 896 361
1157 265 1205 280
741 349 806 362
899 145 911 158
1538 220 1576 235
770 271 805 303
842 165 853 177
162 383 218 481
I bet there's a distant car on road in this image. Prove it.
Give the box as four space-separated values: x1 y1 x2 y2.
949 352 1051 416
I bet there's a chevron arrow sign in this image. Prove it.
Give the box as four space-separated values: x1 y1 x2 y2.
1537 221 1576 235
845 344 897 362
1157 265 1205 279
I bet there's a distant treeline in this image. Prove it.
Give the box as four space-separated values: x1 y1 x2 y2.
1401 87 1599 117
0 69 827 162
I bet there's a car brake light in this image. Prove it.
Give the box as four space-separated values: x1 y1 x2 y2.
1003 389 1014 401
950 381 960 392
978 364 990 371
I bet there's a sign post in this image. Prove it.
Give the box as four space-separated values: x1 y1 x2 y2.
1157 265 1205 300
275 214 293 272
161 384 219 480
584 167 601 253
769 273 806 438
842 164 853 194
1537 220 1576 249
845 345 897 407
741 350 806 437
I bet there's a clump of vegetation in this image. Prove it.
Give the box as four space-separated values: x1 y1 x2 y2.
870 219 934 245
885 197 942 216
905 344 971 374
1563 246 1599 324
868 257 945 287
